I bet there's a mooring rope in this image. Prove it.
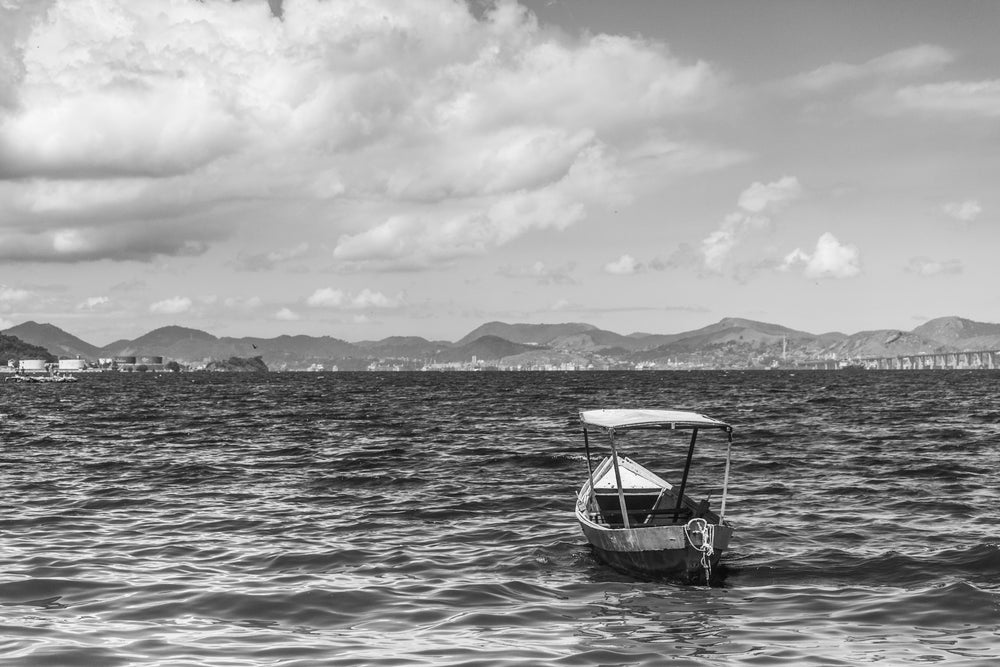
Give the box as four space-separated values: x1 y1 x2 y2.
684 517 715 584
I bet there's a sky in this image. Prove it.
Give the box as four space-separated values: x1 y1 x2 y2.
1 0 998 345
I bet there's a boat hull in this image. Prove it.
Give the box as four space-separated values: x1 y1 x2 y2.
577 513 732 582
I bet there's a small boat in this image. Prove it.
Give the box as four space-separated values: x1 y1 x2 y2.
575 408 735 583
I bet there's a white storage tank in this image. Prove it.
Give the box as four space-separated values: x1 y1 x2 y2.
58 359 87 371
19 359 46 371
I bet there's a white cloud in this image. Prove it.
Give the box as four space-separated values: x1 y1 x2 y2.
701 176 801 272
0 284 31 305
893 80 1000 118
787 44 954 93
905 257 963 277
0 0 723 265
781 232 861 279
736 176 802 214
306 287 400 310
274 307 300 321
306 287 345 308
76 296 110 310
0 222 211 263
333 143 626 269
942 199 982 222
701 218 743 273
52 229 94 255
604 254 641 275
149 296 192 314
350 288 399 309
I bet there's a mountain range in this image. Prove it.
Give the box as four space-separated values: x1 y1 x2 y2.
4 316 1000 370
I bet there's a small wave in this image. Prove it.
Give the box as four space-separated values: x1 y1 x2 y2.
4 370 999 666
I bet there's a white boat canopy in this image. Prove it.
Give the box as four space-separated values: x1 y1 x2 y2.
580 408 730 433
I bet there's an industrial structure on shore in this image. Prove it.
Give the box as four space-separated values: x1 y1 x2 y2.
5 355 167 374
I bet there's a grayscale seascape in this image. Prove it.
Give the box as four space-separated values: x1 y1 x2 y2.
2 371 997 665
3 0 1000 664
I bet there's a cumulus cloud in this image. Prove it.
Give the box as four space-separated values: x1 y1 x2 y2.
0 0 724 265
306 287 345 308
736 176 802 213
604 254 641 275
780 232 861 278
942 199 983 222
76 296 110 311
351 288 399 309
0 284 31 306
905 257 963 277
149 296 193 315
306 287 400 310
701 176 801 272
786 44 954 93
332 143 626 269
274 307 300 321
0 221 211 263
0 282 34 317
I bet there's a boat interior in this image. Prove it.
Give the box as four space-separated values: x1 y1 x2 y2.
579 450 724 529
588 486 717 528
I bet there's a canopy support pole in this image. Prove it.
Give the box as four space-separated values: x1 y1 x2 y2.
608 430 630 529
719 430 733 523
674 427 698 519
583 427 597 515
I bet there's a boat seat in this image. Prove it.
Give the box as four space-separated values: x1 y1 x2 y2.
593 488 668 526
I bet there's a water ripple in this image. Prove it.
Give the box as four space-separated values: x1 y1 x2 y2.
2 371 998 665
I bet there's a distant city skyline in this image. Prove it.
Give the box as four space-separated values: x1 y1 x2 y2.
1 0 998 346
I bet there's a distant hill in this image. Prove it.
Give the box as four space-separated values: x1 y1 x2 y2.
101 338 132 353
817 317 1000 360
102 325 218 357
456 321 596 346
354 336 446 358
0 333 57 363
436 335 541 362
4 321 100 358
457 321 656 352
4 314 999 370
631 317 833 362
688 317 820 343
233 334 357 369
821 329 944 358
911 316 1000 349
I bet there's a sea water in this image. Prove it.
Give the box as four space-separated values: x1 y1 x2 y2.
1 371 997 665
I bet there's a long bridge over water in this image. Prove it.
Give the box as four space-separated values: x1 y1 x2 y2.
804 349 1000 370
